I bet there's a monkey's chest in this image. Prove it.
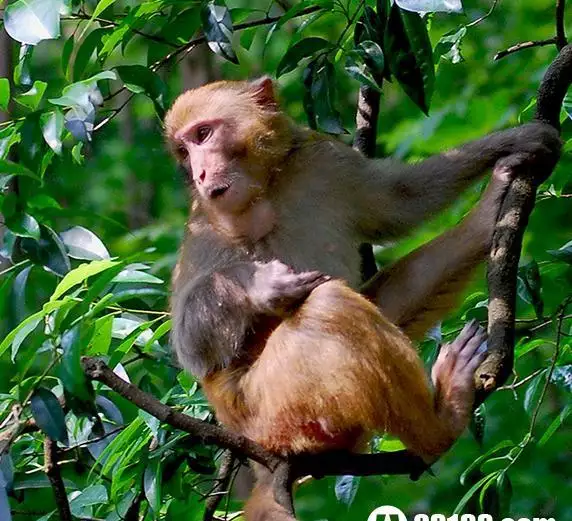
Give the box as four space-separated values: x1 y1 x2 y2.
248 225 362 289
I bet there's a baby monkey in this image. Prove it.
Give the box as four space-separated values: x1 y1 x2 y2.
165 78 560 520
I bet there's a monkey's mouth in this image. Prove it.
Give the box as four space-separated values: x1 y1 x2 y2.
208 183 231 199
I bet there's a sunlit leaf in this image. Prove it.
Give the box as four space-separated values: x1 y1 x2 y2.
396 0 463 13
335 475 360 506
4 0 63 45
40 110 64 154
50 259 119 301
144 459 162 513
60 226 110 261
201 2 238 64
0 79 10 111
15 80 47 110
434 25 467 64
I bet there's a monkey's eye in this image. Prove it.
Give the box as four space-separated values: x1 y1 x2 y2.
176 145 188 159
195 125 212 144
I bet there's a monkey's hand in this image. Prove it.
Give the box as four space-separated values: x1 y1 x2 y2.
497 122 561 182
431 320 488 438
248 260 331 316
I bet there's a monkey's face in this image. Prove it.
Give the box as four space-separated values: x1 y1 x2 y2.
165 78 290 215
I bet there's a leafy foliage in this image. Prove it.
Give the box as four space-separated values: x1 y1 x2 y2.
0 0 570 520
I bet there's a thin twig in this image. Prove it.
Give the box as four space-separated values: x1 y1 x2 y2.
204 452 237 521
494 38 557 61
44 437 73 521
62 14 178 47
466 0 500 28
496 368 545 391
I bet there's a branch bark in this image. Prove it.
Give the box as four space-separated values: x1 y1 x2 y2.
353 85 382 282
478 43 572 398
44 437 72 521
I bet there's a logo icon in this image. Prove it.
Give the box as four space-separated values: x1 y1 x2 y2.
367 505 408 521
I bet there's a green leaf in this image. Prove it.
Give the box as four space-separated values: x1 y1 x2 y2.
0 79 10 111
89 315 114 355
15 80 47 110
78 0 117 39
308 59 345 134
517 260 543 318
4 0 63 45
524 370 547 414
69 484 108 518
60 226 110 261
15 224 71 276
538 405 571 446
4 211 40 240
59 324 94 403
71 142 84 164
49 71 116 109
277 37 331 77
496 472 512 515
73 28 109 82
345 50 381 91
112 269 163 284
61 34 74 80
115 65 167 115
551 364 572 392
0 159 39 180
434 25 467 64
396 0 463 13
30 388 69 444
0 299 70 358
14 44 34 87
460 440 513 486
201 2 238 64
144 459 162 513
453 472 500 515
335 475 360 506
50 259 119 301
40 110 64 154
385 4 435 113
548 239 572 263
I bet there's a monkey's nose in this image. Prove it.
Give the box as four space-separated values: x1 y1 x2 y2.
198 170 206 183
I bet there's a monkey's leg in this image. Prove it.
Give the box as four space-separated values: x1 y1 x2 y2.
363 162 511 340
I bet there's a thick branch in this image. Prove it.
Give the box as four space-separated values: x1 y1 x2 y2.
556 0 568 50
44 437 72 521
81 358 425 477
480 43 572 397
353 85 382 283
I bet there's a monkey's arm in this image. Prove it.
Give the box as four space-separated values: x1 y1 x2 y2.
353 122 560 240
171 231 327 377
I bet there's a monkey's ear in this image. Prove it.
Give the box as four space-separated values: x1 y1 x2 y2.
248 77 278 109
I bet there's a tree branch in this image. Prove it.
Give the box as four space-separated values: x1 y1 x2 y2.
353 85 382 282
494 38 557 61
203 451 237 521
44 437 72 521
556 0 568 50
478 43 572 398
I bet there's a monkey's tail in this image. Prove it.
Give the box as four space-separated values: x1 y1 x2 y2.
244 465 297 521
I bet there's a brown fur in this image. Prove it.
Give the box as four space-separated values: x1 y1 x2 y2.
165 78 560 519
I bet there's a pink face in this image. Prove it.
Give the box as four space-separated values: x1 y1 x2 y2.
174 118 257 213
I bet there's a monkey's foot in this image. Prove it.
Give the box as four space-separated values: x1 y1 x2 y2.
431 320 488 432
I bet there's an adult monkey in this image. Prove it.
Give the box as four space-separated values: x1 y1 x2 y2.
165 78 560 520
